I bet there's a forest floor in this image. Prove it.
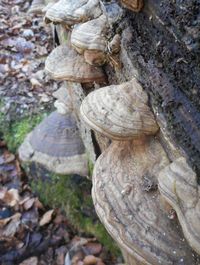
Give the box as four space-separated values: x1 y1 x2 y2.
0 0 121 264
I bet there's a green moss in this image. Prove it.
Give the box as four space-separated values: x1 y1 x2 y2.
0 102 48 153
31 173 121 256
88 158 94 178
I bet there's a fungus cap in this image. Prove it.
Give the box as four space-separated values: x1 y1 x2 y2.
45 0 102 25
18 111 88 176
80 80 159 140
71 14 108 54
45 45 106 83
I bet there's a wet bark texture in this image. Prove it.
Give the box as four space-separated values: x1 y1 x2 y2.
112 0 200 178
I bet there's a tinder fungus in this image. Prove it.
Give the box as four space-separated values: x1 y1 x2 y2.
71 14 108 66
120 0 143 12
158 157 200 255
18 111 88 176
45 0 102 25
80 80 200 264
80 80 158 140
45 45 106 83
92 141 199 265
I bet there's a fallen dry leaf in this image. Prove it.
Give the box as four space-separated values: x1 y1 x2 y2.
34 197 44 210
20 198 35 211
96 261 105 265
2 212 21 237
83 255 98 265
0 153 15 165
55 246 68 265
0 188 20 207
84 242 102 256
77 261 84 265
35 45 48 56
39 209 54 226
22 208 39 226
23 197 35 210
19 256 38 265
0 216 12 228
39 93 51 103
30 77 42 87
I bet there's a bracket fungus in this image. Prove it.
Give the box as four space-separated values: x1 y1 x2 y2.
71 14 108 54
80 80 158 140
80 80 200 264
71 14 121 66
45 45 106 83
71 14 108 66
120 0 144 12
92 141 199 265
18 111 88 176
158 157 200 255
44 0 102 26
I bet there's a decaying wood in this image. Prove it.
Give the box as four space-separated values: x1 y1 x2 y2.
115 0 200 177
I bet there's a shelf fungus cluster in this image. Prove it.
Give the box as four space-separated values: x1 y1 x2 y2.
80 80 200 264
43 0 123 68
21 0 200 263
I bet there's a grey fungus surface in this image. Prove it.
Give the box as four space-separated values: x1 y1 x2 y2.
18 111 88 176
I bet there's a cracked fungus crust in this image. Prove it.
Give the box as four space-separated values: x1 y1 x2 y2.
92 139 200 265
